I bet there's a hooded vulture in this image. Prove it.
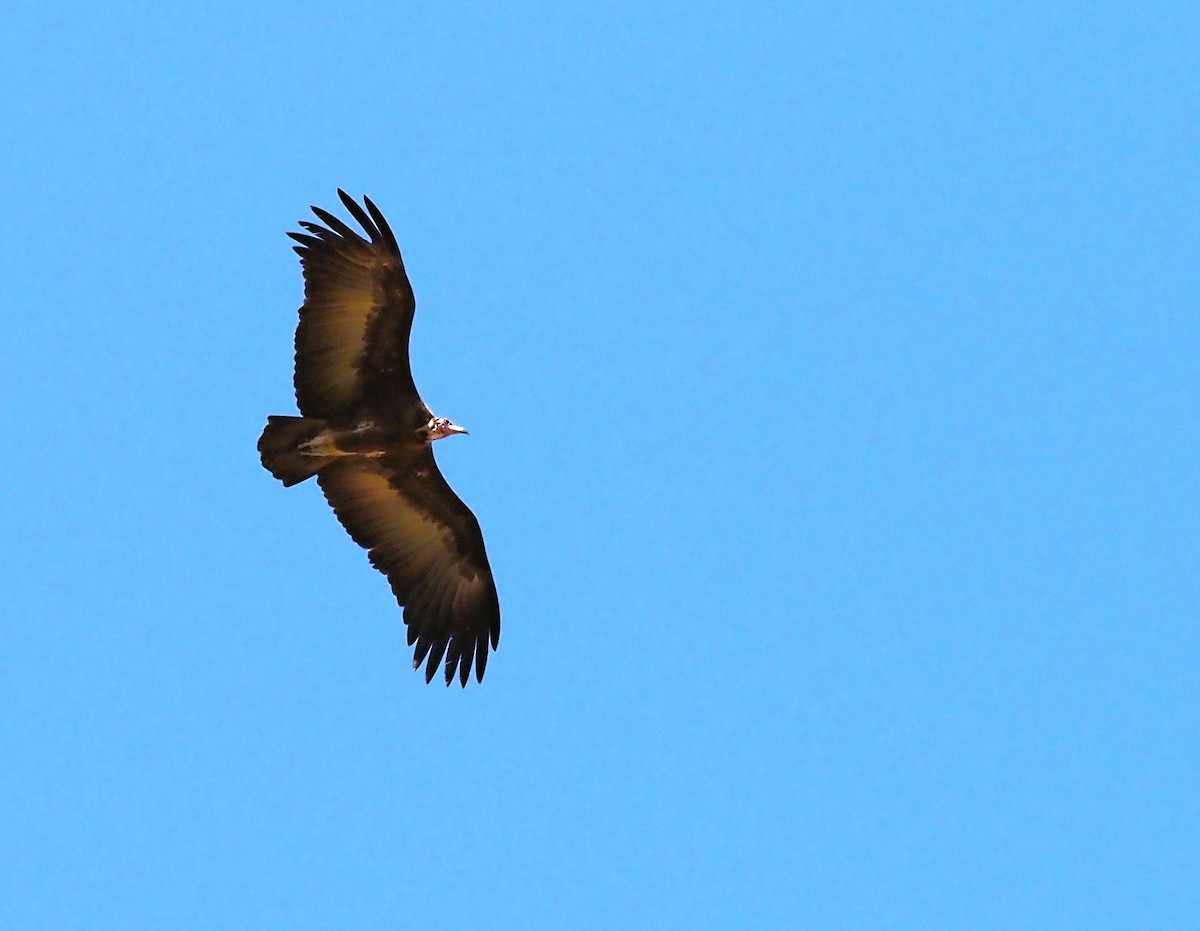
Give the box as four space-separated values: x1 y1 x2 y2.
258 190 500 686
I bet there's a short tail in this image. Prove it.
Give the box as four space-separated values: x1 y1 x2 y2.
257 415 332 487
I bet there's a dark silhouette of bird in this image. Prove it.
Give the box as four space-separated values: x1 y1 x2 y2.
258 190 499 686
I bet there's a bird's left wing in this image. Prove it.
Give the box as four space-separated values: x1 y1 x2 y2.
316 451 500 686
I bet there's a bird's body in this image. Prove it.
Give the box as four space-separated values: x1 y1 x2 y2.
258 191 499 686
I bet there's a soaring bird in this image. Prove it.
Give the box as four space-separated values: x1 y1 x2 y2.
258 190 500 686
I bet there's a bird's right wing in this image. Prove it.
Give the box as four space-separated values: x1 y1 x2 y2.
286 190 419 419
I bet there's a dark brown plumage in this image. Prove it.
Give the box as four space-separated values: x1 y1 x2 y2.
258 190 499 686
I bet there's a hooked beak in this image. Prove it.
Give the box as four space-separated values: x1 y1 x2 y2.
419 417 470 441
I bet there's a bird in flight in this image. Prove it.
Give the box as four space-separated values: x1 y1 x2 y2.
258 190 500 686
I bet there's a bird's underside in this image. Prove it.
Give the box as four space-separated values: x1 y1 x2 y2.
257 190 500 687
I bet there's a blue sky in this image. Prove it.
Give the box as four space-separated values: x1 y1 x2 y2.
3 2 1197 928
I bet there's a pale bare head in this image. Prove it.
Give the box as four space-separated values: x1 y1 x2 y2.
419 415 469 443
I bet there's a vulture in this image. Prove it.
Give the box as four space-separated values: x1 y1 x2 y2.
258 190 500 686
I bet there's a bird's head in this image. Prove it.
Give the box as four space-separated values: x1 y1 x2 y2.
419 416 469 442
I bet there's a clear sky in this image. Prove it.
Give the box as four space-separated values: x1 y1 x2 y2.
3 3 1197 928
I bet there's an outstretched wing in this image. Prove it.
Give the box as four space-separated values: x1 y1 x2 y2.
316 451 501 686
286 190 419 419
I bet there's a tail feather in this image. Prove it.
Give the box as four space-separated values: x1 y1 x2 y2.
258 415 332 486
